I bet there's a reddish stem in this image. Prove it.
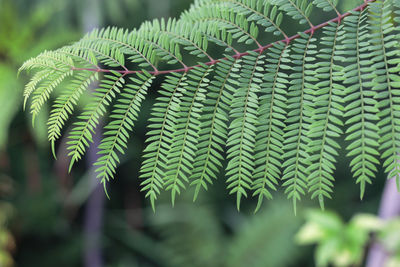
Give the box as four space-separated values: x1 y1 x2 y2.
71 0 375 76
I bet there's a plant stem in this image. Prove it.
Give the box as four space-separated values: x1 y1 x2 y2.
83 0 104 266
365 177 400 267
71 0 375 76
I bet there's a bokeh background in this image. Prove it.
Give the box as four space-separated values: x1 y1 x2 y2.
0 0 394 266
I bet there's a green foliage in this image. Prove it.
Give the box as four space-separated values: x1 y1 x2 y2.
146 198 303 267
379 218 400 267
0 65 20 149
0 0 78 150
296 210 381 267
296 209 400 267
0 202 14 267
20 0 400 211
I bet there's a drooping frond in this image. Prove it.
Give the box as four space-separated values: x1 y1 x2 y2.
307 21 343 209
226 51 263 210
140 72 188 210
67 72 127 171
48 71 99 157
281 32 315 213
338 9 380 198
95 72 154 194
252 42 289 212
164 64 213 205
368 0 400 187
20 0 400 211
191 56 240 200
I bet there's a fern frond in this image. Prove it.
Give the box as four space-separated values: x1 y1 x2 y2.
368 0 400 186
164 64 213 205
307 22 344 209
226 51 263 210
338 9 380 198
140 72 188 210
48 71 99 157
191 56 240 200
21 0 400 211
252 41 289 212
67 72 127 171
282 32 316 213
95 72 154 193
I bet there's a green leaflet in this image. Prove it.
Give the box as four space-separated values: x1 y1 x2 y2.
140 72 188 210
368 0 400 187
30 69 72 123
190 56 240 200
313 0 339 13
67 72 127 171
226 51 263 210
48 71 99 157
20 0 400 212
272 0 314 26
307 21 344 209
95 72 154 195
282 32 316 214
164 64 213 205
338 9 380 198
252 41 289 212
182 5 260 48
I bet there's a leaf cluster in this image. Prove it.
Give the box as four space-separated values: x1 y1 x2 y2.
20 0 400 212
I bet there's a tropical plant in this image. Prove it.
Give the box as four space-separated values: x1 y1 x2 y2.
296 210 400 267
20 0 400 212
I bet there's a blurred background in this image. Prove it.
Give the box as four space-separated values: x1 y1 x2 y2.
0 0 398 266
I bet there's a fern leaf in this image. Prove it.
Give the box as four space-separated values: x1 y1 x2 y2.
226 51 263 210
48 71 98 157
30 69 73 123
252 41 290 212
182 6 260 48
313 0 339 14
191 56 240 200
282 32 316 213
140 72 188 210
164 64 213 205
95 72 154 193
368 0 400 185
67 72 127 171
339 9 380 198
231 0 287 37
83 27 156 69
23 69 55 110
307 22 344 209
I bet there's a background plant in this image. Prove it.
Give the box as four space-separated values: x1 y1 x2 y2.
297 209 400 267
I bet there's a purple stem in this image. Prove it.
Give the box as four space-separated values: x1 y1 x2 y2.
365 177 400 267
83 126 105 267
83 0 104 266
